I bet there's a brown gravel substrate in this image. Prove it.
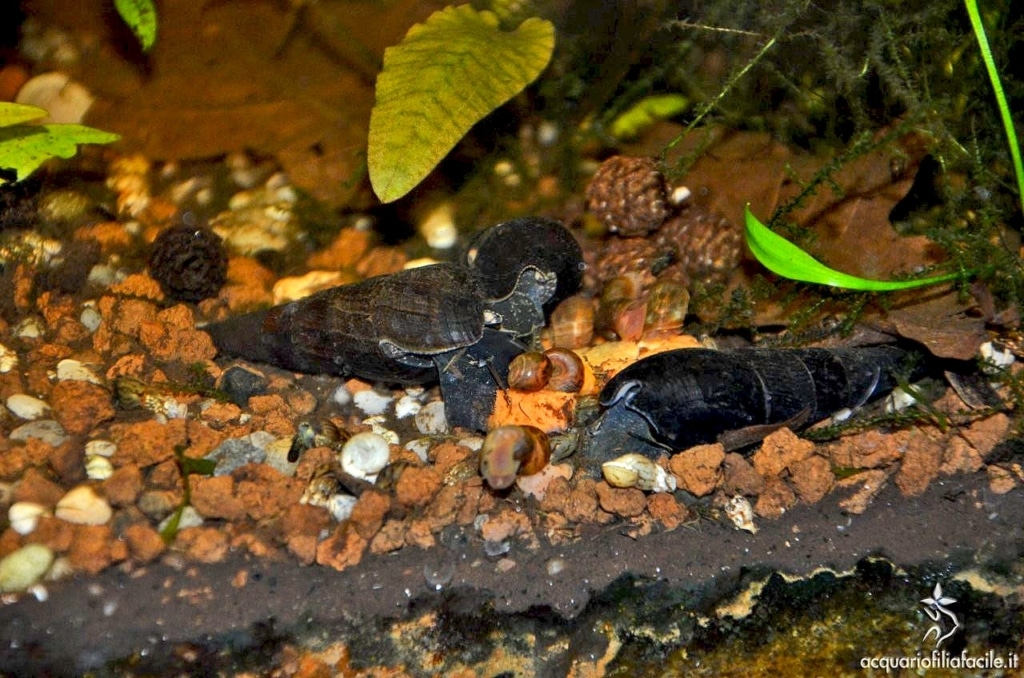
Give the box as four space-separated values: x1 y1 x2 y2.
0 470 1020 675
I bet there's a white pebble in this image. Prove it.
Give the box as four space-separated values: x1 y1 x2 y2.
0 343 17 373
669 185 692 205
79 306 102 332
353 389 392 416
414 401 448 435
85 455 114 480
56 358 103 384
332 384 352 406
362 415 400 445
546 557 566 576
327 494 358 522
0 544 55 593
160 505 203 531
404 438 432 462
340 432 391 482
13 316 44 339
8 502 48 536
394 393 422 419
5 394 51 420
55 485 112 525
85 439 117 458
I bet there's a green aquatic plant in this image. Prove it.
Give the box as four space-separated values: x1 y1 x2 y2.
367 3 555 203
0 103 120 186
114 0 158 52
159 445 216 543
743 205 965 291
964 0 1023 218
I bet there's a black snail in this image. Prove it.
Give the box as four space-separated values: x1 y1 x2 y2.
205 217 584 431
581 344 931 464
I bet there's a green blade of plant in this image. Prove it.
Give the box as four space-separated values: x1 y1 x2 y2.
368 5 555 203
114 0 158 52
610 94 690 140
964 0 1024 219
0 103 48 127
180 456 217 476
743 205 962 291
0 124 120 184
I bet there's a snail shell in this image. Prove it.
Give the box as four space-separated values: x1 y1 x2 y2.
548 295 595 349
544 347 585 393
601 453 676 493
507 351 552 391
339 431 391 483
724 495 757 533
644 280 690 335
479 424 552 490
466 217 584 310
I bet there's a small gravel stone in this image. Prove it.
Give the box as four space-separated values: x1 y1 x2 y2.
54 358 103 384
5 394 51 420
207 432 274 476
10 420 67 446
54 485 113 525
353 389 392 416
0 544 55 593
8 501 47 535
414 400 448 435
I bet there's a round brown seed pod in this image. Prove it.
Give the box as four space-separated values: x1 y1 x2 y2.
544 347 585 393
654 206 743 289
585 156 669 236
507 351 552 392
149 223 228 302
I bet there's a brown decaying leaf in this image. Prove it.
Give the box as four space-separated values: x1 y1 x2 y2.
27 0 446 207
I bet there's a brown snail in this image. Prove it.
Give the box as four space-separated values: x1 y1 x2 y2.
597 274 645 341
479 425 552 490
544 347 585 393
548 295 595 349
507 351 552 392
644 280 690 335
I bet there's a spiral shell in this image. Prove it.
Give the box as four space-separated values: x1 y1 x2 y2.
597 275 645 341
544 348 584 393
479 425 552 490
507 351 552 391
549 295 595 349
644 280 690 335
601 453 676 493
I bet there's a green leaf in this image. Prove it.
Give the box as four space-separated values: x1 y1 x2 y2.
114 0 158 52
0 103 47 127
610 94 690 140
368 5 555 203
0 123 120 185
180 456 217 477
743 205 964 291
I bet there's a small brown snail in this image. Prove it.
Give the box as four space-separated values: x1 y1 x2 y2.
544 347 585 393
548 295 595 349
479 424 551 490
644 280 690 335
507 351 552 391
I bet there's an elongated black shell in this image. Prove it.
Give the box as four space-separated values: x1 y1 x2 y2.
205 263 485 384
465 216 584 308
599 346 927 450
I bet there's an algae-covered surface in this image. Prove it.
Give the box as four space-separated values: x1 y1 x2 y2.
0 1 1023 675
